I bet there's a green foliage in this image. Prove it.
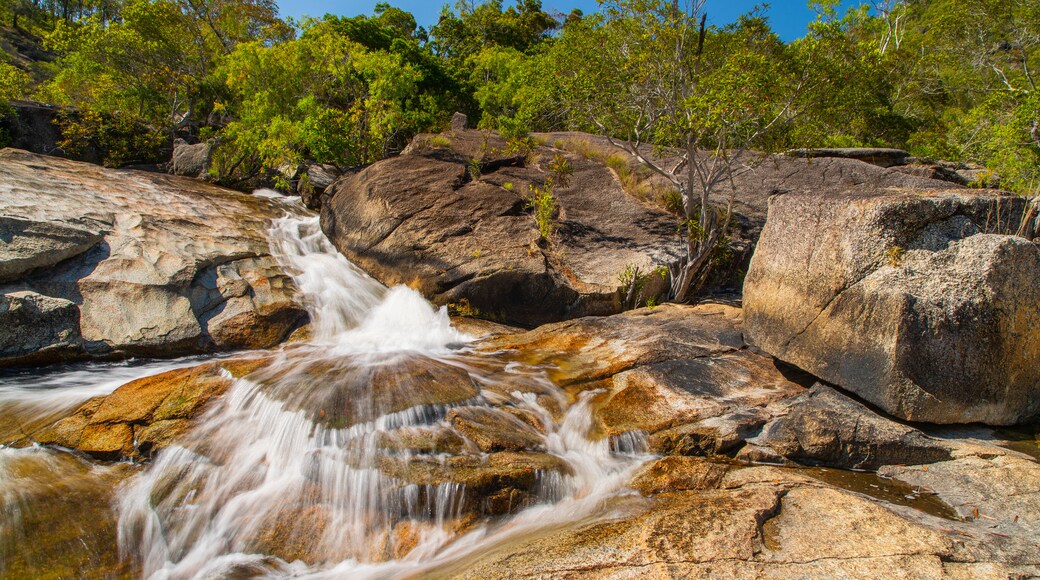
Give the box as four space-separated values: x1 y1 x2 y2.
216 20 421 183
526 178 558 241
56 108 168 166
0 60 31 108
430 0 557 63
547 154 573 187
12 0 1040 200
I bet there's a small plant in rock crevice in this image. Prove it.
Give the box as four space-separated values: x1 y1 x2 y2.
886 245 906 267
526 177 558 241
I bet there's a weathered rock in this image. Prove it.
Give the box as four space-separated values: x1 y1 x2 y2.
880 450 1040 541
167 138 213 179
255 354 481 429
0 291 80 364
297 162 342 210
482 303 747 386
32 357 270 459
744 383 953 470
0 148 309 365
484 303 806 456
892 163 969 185
629 456 730 495
378 451 569 516
321 130 681 326
450 464 1040 578
0 217 103 282
450 112 468 132
447 406 544 452
744 189 1040 425
786 147 912 167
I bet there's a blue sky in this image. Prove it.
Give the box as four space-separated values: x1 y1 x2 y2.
278 0 862 43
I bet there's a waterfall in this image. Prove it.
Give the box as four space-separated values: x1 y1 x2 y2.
2 202 653 578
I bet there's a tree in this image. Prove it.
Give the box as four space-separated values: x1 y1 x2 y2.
551 0 803 302
215 19 422 184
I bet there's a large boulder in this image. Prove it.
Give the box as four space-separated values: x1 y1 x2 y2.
167 138 214 179
0 148 308 366
321 130 682 326
744 189 1039 425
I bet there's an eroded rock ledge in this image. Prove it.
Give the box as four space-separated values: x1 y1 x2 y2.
0 148 309 366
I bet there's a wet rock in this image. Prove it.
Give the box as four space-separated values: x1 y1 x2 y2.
452 464 1040 578
880 450 1040 541
32 357 269 460
485 303 806 457
447 406 544 452
320 129 681 326
0 291 80 364
0 148 309 366
256 354 481 429
378 451 569 516
0 449 137 579
629 456 729 495
744 384 953 470
744 188 1040 425
375 426 468 455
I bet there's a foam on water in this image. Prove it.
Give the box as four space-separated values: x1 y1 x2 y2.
3 202 654 578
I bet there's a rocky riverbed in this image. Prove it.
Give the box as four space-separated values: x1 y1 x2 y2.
1 131 1038 578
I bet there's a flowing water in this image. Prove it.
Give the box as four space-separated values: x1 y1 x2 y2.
0 203 653 578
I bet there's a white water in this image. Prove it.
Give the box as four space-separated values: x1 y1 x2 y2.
3 203 653 578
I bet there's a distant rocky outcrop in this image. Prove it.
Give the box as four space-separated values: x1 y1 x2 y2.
320 130 682 326
744 188 1039 425
0 148 308 367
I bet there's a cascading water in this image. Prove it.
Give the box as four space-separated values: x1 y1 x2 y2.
2 201 653 578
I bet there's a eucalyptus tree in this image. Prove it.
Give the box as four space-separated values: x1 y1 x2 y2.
549 0 807 302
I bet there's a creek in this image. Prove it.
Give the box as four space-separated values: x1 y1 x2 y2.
0 202 653 578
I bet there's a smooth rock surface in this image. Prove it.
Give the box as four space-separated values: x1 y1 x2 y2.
745 383 953 469
0 216 102 282
0 148 309 365
321 130 681 326
744 188 1039 425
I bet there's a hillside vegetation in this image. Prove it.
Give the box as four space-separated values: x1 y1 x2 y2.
0 0 1038 194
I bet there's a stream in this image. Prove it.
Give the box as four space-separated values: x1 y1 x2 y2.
0 203 653 578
